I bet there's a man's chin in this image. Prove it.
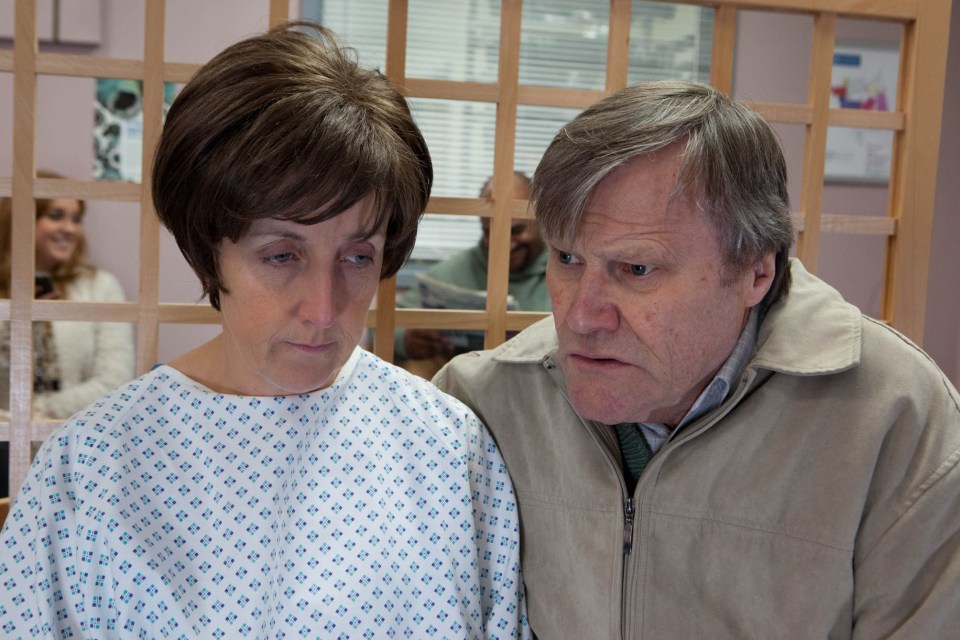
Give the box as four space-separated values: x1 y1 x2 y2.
568 388 638 426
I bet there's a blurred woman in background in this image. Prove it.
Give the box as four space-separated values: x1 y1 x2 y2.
0 170 134 423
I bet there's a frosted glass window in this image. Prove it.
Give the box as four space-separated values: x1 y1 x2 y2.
303 0 712 262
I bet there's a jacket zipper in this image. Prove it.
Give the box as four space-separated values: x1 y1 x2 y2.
622 497 636 555
543 356 639 640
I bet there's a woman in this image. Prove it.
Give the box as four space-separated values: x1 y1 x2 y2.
0 23 528 639
0 170 134 422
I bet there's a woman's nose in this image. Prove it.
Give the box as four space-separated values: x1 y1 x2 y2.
298 269 339 328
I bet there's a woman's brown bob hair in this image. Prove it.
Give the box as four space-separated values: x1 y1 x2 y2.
152 21 432 310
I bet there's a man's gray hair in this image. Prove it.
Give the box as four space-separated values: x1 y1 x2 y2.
532 80 795 309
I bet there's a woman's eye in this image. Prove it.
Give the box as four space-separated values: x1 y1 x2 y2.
344 253 373 266
267 252 295 265
628 264 650 276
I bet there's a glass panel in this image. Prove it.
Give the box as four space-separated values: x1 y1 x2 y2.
164 0 273 64
817 233 885 319
94 79 179 183
409 97 496 198
158 323 220 365
627 1 713 84
0 72 11 177
408 0 500 83
515 104 581 177
78 199 140 302
159 227 206 303
36 75 98 179
824 126 894 184
768 122 806 218
29 320 137 420
826 20 902 185
11 193 138 303
519 0 609 90
406 97 495 262
307 0 388 70
732 11 813 104
87 0 144 60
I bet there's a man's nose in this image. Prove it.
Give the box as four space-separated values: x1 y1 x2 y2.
564 268 619 334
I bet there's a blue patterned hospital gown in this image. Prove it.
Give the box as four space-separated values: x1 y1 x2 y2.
0 348 529 639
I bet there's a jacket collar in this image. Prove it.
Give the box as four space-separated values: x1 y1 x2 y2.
493 259 862 378
751 258 861 376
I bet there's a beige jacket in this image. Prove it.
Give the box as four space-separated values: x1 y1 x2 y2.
434 260 960 639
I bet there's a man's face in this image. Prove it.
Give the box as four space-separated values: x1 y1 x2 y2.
481 217 545 271
480 174 545 271
546 144 774 427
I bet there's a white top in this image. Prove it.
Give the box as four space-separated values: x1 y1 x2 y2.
0 268 135 420
0 348 529 639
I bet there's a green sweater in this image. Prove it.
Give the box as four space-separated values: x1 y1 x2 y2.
394 243 550 359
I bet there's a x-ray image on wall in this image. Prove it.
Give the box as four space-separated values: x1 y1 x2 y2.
94 79 177 182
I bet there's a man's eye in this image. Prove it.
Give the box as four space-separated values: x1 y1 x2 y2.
557 251 575 264
628 264 650 276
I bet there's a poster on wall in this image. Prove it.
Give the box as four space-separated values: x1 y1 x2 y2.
93 79 177 182
824 43 900 184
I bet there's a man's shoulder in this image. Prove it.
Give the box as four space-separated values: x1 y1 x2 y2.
458 316 554 363
435 317 556 389
758 261 959 421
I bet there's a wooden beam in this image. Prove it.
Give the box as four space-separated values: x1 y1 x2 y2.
794 12 836 272
135 0 165 375
710 4 737 93
372 0 410 362
606 0 632 92
9 0 39 498
484 0 523 351
882 2 952 342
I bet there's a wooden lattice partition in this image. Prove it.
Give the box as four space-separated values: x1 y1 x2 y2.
0 0 952 497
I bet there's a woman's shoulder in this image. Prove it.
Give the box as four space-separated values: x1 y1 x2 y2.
352 349 483 429
33 366 181 460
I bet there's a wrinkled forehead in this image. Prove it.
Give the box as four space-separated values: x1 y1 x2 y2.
543 153 698 245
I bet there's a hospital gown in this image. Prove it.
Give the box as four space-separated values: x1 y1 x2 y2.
0 347 529 639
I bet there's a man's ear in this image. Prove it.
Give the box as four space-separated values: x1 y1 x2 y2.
744 252 776 308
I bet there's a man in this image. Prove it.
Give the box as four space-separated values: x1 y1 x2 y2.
395 171 550 367
434 80 960 638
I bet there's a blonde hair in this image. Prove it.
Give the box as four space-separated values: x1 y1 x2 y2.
0 170 90 298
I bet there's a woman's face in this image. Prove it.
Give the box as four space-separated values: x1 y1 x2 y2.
35 199 83 272
214 194 385 396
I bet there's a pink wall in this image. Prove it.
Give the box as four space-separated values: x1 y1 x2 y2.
1 1 958 380
734 6 960 383
925 0 960 383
